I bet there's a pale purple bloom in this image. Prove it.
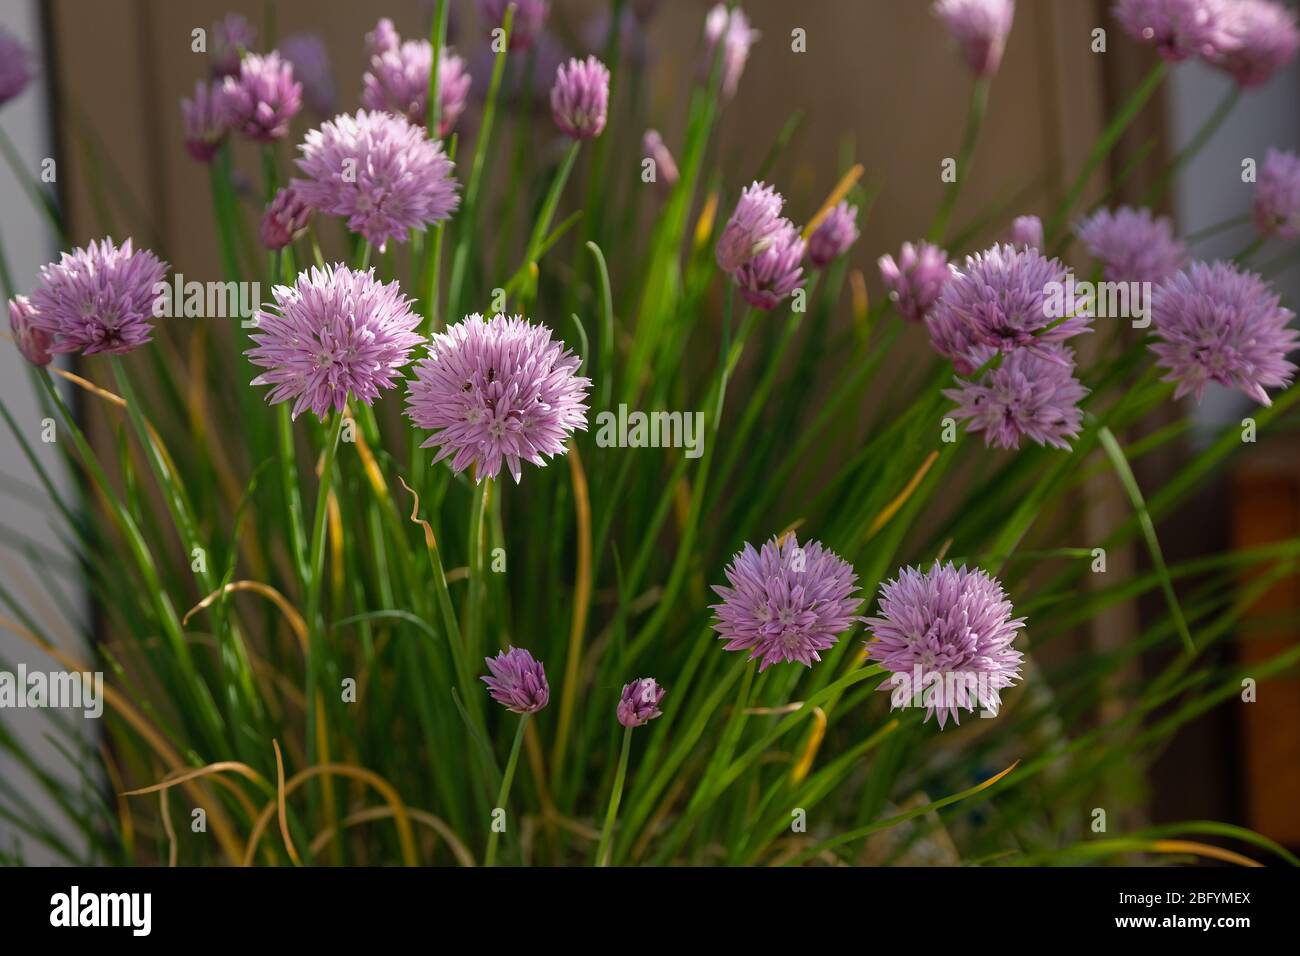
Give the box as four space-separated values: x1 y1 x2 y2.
880 240 953 324
210 14 256 78
808 202 860 268
643 129 678 196
181 80 228 163
866 562 1025 728
8 296 51 367
703 4 760 100
933 0 1016 77
0 27 36 106
260 186 313 251
476 0 550 51
1008 214 1043 250
405 313 591 483
246 264 423 421
551 56 610 140
219 52 302 142
1150 260 1298 405
280 33 337 117
29 238 167 357
1076 206 1186 283
435 53 473 137
617 678 665 728
365 18 401 58
1216 0 1300 87
711 535 863 673
926 311 988 376
931 244 1092 360
1112 0 1238 61
294 110 460 251
361 21 471 137
482 647 549 714
1254 148 1300 240
716 181 785 273
734 220 806 310
943 345 1089 450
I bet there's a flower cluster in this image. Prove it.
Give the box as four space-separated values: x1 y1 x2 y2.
361 19 471 137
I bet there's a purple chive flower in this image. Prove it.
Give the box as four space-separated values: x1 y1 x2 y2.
711 535 863 673
1112 0 1238 62
927 311 988 376
219 52 302 142
476 0 551 51
279 33 337 117
703 4 760 100
550 55 610 140
210 14 256 78
931 244 1092 359
246 264 423 421
933 0 1016 77
1008 214 1043 250
482 647 549 714
180 80 229 163
617 678 666 728
943 345 1089 450
879 240 953 324
294 110 460 251
1076 206 1187 283
405 313 591 483
734 220 806 310
29 239 167 357
0 27 36 107
1150 260 1299 405
365 17 401 58
1216 0 1300 87
808 202 860 269
8 296 51 367
866 562 1025 728
361 21 472 137
716 181 785 273
642 129 679 196
1254 148 1300 240
260 186 313 251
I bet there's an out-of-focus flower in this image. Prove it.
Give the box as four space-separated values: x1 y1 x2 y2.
294 110 460 251
476 0 550 51
927 311 988 376
29 238 167 357
1150 260 1298 405
711 534 863 672
617 678 665 728
933 0 1016 77
219 52 302 142
866 561 1025 728
246 264 423 421
1008 214 1043 250
1075 206 1186 283
550 55 610 140
405 313 591 483
1112 0 1238 62
703 4 760 100
260 186 313 251
1215 0 1300 87
482 647 549 714
279 33 337 117
734 220 806 310
1254 147 1300 240
210 13 256 78
365 17 401 58
7 296 51 367
181 80 229 163
943 345 1089 450
716 181 785 273
361 20 471 136
880 240 953 323
642 129 678 196
808 202 860 268
0 27 36 107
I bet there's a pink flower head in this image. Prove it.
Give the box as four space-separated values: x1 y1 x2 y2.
482 647 549 714
617 678 666 728
8 296 52 367
716 181 785 273
1150 260 1298 405
1215 0 1300 87
181 80 229 163
361 21 471 137
29 238 167 357
405 313 591 483
866 562 1025 728
210 13 256 78
476 0 551 51
365 18 401 59
933 0 1016 77
294 110 460 251
943 345 1089 450
703 4 760 100
880 240 953 324
1112 0 1239 61
0 27 36 106
550 55 610 140
1007 214 1043 250
711 534 863 673
247 264 423 421
808 202 860 268
643 129 679 196
1254 148 1300 240
280 33 337 117
260 186 313 251
219 52 302 142
1075 206 1187 283
733 220 806 310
